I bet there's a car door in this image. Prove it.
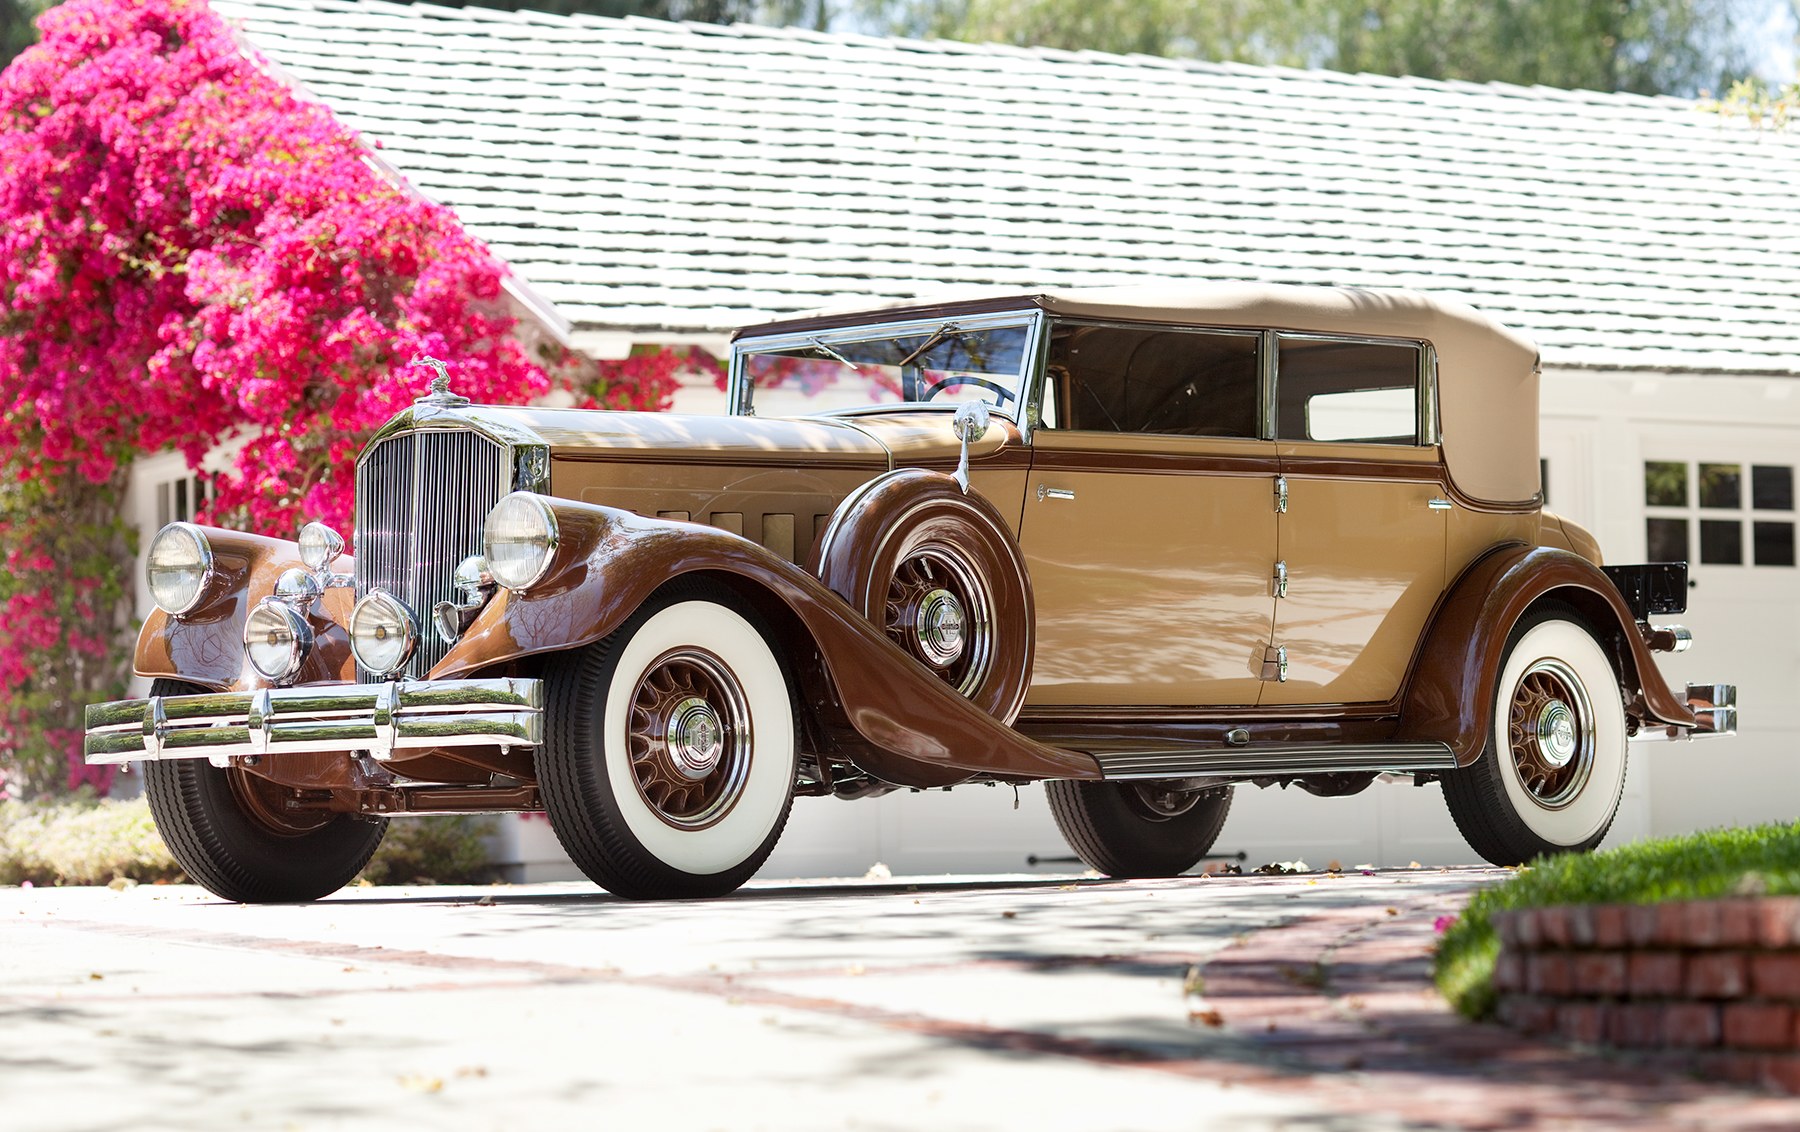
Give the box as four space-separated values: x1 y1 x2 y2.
1018 323 1278 707
1260 334 1448 706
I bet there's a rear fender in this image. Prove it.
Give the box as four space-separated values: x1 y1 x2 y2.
1397 545 1694 763
134 528 355 691
435 497 1097 786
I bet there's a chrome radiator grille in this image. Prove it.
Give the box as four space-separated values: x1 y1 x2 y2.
354 429 510 679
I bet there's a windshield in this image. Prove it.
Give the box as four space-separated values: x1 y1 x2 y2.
732 315 1036 419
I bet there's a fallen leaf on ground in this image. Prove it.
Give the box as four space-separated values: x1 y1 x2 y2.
1189 1008 1225 1028
397 1075 443 1094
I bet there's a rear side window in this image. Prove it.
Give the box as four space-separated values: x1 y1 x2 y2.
1276 337 1424 444
1044 325 1260 438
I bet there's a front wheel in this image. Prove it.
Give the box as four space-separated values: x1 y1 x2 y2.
537 584 798 900
1442 607 1629 866
1046 779 1233 877
143 680 387 903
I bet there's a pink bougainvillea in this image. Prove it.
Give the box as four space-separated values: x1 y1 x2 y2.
0 0 672 795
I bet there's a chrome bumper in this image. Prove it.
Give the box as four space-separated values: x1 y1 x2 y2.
1637 682 1737 741
84 678 542 766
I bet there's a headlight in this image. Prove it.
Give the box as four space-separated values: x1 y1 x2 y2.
244 599 312 683
349 589 417 677
147 522 214 616
297 522 345 572
484 493 558 591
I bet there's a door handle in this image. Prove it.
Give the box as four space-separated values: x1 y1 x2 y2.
1036 485 1076 502
1427 498 1453 510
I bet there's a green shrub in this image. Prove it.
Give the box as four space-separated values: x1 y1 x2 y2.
359 814 500 886
1436 821 1800 1019
0 794 181 886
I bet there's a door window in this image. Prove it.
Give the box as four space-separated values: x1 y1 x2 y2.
1041 324 1260 437
1644 460 1795 567
1275 337 1424 444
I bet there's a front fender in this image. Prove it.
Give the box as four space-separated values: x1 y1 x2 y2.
134 528 355 691
1397 545 1694 763
435 497 1098 786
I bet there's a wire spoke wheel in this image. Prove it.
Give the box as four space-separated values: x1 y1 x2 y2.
1442 607 1628 866
1506 661 1595 810
626 647 754 830
882 542 994 699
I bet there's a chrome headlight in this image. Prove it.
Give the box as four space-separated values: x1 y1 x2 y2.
147 522 214 616
349 589 417 677
244 599 313 683
484 493 558 591
297 522 345 572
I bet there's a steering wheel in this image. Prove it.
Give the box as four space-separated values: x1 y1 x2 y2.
921 375 1015 406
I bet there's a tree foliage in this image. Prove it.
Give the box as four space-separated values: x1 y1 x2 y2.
431 0 1766 97
870 0 1757 96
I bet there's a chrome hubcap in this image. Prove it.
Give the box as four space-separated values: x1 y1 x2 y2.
1508 658 1595 810
915 588 966 667
1536 702 1577 768
668 696 724 780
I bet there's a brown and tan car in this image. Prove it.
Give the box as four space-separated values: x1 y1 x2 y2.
86 284 1735 902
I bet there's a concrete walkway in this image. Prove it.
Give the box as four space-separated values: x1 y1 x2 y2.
4 867 1798 1130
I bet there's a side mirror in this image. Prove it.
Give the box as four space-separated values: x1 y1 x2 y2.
950 400 992 493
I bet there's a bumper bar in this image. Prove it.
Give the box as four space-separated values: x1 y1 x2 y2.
84 678 543 766
1636 682 1737 742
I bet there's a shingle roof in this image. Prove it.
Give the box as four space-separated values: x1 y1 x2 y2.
214 0 1800 375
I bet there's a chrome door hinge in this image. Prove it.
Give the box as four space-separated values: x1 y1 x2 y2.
1261 644 1289 683
1273 560 1288 598
1274 475 1288 514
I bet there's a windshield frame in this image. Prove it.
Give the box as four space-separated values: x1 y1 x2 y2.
728 309 1047 425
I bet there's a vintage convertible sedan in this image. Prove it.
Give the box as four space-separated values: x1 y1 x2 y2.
86 284 1736 902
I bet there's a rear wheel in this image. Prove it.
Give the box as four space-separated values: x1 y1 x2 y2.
143 679 387 903
1442 607 1629 865
1046 779 1233 877
537 584 797 899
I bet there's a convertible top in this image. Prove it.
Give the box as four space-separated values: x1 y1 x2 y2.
735 282 1541 506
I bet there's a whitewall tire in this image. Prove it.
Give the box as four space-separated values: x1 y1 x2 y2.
538 584 798 899
1443 608 1628 865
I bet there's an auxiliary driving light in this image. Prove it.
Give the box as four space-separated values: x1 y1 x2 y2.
349 589 418 677
244 598 313 683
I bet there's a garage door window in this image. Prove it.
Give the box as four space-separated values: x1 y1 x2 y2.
1645 460 1795 567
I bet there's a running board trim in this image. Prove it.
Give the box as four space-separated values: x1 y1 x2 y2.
1093 743 1458 780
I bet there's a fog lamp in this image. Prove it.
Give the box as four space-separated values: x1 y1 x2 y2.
244 599 312 683
349 589 417 677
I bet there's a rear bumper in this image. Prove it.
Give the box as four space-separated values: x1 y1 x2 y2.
84 678 543 766
1637 682 1737 741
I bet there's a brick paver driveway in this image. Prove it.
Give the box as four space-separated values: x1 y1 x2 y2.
5 868 1798 1130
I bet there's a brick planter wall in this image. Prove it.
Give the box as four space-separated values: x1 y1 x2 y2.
1491 897 1800 1094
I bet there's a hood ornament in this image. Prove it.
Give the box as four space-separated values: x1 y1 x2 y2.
412 355 470 408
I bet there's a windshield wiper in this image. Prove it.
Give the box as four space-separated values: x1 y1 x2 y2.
808 337 860 370
896 322 961 369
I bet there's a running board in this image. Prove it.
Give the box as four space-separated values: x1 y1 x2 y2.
1093 743 1458 781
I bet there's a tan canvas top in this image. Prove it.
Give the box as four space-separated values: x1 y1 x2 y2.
738 282 1541 505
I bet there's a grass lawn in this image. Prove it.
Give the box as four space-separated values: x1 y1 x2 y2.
1435 821 1800 1019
